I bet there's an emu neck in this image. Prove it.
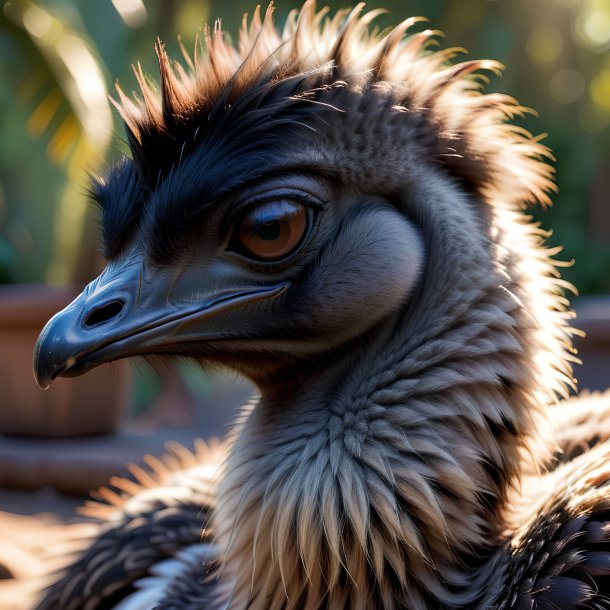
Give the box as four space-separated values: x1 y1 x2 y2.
215 297 537 608
214 176 564 609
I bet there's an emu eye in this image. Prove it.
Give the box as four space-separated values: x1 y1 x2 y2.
235 200 308 261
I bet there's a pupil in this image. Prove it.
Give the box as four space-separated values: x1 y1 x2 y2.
257 220 281 241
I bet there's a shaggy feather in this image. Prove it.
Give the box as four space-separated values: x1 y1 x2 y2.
35 441 222 610
36 2 601 609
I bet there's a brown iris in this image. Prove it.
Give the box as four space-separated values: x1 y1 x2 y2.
235 200 308 261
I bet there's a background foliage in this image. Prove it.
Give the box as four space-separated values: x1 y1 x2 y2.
1 0 609 292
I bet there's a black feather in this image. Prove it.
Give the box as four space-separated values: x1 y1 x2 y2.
96 69 341 264
90 159 145 260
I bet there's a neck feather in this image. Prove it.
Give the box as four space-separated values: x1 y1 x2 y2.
213 173 572 610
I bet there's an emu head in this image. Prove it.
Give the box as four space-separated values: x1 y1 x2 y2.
34 3 567 396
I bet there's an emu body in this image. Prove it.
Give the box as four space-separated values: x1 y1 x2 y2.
33 3 610 609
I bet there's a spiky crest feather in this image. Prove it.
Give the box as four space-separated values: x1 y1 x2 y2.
113 0 554 210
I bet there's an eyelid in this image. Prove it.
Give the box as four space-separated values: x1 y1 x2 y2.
240 189 325 215
221 188 326 238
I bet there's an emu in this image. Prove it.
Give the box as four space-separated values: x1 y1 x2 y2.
33 2 610 609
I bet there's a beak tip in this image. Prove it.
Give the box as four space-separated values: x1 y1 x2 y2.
33 337 61 390
33 363 55 390
37 378 52 391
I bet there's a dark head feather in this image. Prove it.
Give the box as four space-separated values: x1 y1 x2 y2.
95 1 555 263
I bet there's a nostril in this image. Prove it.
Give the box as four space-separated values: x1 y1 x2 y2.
84 300 124 328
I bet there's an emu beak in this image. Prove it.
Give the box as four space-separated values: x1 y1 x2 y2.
33 259 288 389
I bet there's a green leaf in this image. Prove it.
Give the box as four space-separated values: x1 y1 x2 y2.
0 0 112 175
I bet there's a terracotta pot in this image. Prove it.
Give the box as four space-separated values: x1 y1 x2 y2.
0 284 128 437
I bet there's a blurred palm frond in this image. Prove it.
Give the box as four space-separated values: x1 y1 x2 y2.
1 0 112 177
